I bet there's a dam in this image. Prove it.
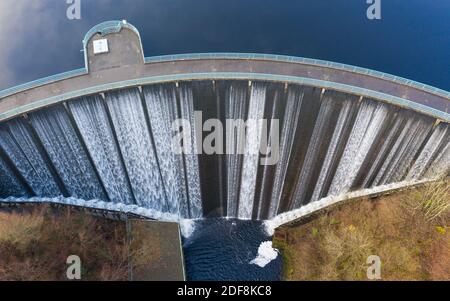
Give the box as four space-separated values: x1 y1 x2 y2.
0 20 449 225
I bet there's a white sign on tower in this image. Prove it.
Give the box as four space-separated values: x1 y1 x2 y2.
93 39 109 54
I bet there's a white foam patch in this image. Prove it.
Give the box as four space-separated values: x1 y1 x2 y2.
263 220 275 236
0 196 203 240
179 219 196 238
250 241 279 268
0 196 180 221
264 179 428 233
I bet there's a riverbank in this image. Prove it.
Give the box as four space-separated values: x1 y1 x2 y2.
0 205 128 280
273 180 449 280
0 205 184 280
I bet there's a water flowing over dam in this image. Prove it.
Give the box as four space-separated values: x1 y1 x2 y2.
0 80 448 220
0 21 449 224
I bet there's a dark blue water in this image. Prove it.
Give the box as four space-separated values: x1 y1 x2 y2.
1 0 449 91
182 219 282 281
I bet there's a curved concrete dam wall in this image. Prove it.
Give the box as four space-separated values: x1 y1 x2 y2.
0 80 449 221
0 21 449 224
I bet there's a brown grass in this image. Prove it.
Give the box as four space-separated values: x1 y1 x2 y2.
0 210 43 250
274 180 450 281
0 205 128 281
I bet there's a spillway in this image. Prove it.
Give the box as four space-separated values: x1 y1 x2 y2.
0 80 449 221
0 21 449 224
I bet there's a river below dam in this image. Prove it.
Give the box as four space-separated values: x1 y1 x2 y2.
182 218 282 281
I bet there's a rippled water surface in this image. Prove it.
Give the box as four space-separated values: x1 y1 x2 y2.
182 218 282 281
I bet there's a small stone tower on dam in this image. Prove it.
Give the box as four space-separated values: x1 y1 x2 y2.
0 21 448 225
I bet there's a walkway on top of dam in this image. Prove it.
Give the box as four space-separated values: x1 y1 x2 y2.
0 20 449 122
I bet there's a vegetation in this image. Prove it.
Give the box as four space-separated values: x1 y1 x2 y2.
0 205 128 280
1 179 448 281
274 180 450 280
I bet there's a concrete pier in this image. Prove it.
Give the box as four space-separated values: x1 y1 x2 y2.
128 219 185 281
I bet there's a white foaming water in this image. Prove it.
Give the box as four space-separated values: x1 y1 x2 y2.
0 156 28 197
264 179 429 235
0 118 61 197
376 118 430 185
311 98 354 202
144 85 189 217
426 136 450 178
372 117 414 186
179 219 196 238
250 241 279 268
388 118 432 182
361 116 405 188
69 95 134 204
268 88 303 218
225 83 247 217
407 123 449 180
256 93 280 219
1 196 200 240
238 83 266 219
106 89 167 210
0 196 180 221
28 106 106 200
179 84 203 218
329 100 388 197
0 83 447 225
291 94 336 209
